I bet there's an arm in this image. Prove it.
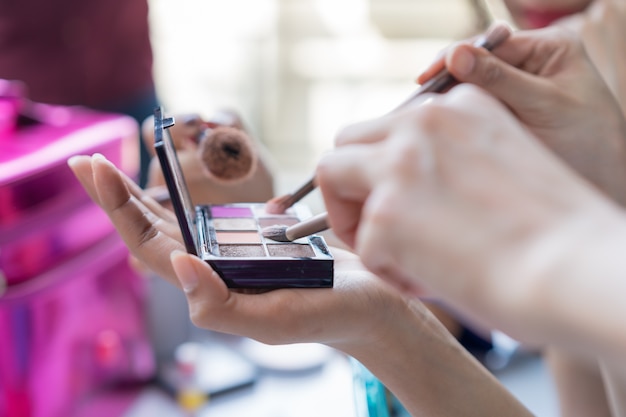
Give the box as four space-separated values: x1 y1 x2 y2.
419 24 626 412
344 296 533 417
545 348 612 417
600 361 626 417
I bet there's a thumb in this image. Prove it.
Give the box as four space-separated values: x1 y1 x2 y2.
445 43 552 114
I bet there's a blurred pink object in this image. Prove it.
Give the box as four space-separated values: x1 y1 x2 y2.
0 80 155 417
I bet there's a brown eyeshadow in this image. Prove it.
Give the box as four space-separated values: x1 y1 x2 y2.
267 244 315 258
219 244 266 257
257 217 300 228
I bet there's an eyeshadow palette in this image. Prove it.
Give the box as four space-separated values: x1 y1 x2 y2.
153 108 333 289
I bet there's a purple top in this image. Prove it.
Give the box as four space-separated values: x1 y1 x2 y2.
0 0 153 107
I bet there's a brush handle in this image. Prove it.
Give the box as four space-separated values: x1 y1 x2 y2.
285 212 329 241
391 22 511 112
283 175 317 208
273 23 512 214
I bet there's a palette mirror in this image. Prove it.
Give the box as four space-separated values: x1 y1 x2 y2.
153 107 333 289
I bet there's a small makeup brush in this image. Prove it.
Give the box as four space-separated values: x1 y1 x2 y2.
265 22 512 215
263 23 512 241
262 212 329 242
198 126 257 183
392 22 511 110
265 175 317 214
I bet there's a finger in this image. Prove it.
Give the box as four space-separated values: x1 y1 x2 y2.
117 169 179 224
170 251 331 344
68 155 101 205
416 53 446 85
481 26 574 72
141 115 157 157
128 254 154 277
334 116 394 147
91 153 184 286
334 104 433 147
444 42 555 114
416 32 486 85
317 144 386 247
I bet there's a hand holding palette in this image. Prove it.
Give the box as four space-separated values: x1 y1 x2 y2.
154 108 333 289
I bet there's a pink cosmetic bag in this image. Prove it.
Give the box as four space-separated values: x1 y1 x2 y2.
0 81 155 417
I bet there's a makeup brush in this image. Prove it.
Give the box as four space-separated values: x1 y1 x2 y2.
263 22 512 241
265 175 317 214
265 22 513 215
263 212 329 242
198 125 257 183
391 21 512 111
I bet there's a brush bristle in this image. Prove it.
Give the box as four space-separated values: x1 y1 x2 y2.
261 225 291 242
199 126 257 183
264 195 291 214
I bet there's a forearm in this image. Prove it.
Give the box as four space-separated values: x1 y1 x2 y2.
518 207 626 363
545 348 612 417
337 299 533 417
601 360 626 417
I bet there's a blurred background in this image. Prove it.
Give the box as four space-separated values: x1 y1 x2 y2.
1 1 561 416
149 0 511 196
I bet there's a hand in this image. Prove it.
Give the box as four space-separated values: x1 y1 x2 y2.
556 0 626 114
317 84 623 343
67 153 410 350
69 154 185 285
418 26 626 206
67 153 536 417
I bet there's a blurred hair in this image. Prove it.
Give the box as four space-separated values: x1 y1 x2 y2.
468 0 495 31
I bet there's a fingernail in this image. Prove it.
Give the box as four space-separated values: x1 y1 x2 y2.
453 48 476 77
67 155 82 167
171 250 199 293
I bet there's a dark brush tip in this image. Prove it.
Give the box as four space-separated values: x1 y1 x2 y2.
199 126 257 183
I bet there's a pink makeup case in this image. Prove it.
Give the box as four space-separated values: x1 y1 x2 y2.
0 80 155 417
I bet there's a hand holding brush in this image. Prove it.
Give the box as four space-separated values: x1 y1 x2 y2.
262 22 513 242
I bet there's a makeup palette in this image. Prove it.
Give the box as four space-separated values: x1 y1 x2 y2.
153 108 333 289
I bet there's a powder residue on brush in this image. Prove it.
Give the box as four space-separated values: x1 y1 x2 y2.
199 126 257 183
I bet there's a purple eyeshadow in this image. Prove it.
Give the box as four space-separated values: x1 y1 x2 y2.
211 206 253 218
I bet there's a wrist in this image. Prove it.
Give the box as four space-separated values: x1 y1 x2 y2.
339 297 531 416
503 203 626 357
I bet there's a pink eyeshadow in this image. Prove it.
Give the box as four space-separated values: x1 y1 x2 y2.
211 206 253 218
216 232 261 244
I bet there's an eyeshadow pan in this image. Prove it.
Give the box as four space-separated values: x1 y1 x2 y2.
257 217 300 229
216 232 262 244
211 206 253 218
213 218 258 231
267 244 315 258
219 244 266 257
